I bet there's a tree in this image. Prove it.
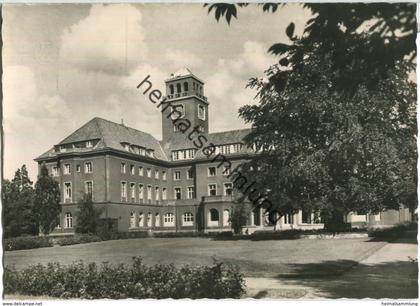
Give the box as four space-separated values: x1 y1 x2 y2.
230 203 248 234
75 194 101 234
206 3 417 230
34 165 61 235
205 3 416 93
2 165 37 237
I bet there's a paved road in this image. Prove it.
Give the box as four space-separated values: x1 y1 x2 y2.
245 238 418 299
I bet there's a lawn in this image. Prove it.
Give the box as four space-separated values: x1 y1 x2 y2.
4 236 386 277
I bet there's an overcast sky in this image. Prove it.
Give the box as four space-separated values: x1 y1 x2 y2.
3 3 311 181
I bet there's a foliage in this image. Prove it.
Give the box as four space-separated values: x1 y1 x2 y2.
55 234 103 246
230 204 248 234
75 194 102 234
205 3 416 92
2 165 38 237
206 4 417 230
33 165 61 235
368 222 417 239
4 236 53 251
4 257 246 299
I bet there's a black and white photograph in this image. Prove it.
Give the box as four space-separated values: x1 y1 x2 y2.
1 2 418 303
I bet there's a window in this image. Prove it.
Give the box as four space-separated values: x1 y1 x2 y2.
64 182 72 201
139 166 143 176
155 187 160 204
208 184 217 196
130 183 136 202
130 165 135 175
52 166 59 177
183 82 188 91
138 212 144 227
183 212 194 226
176 83 181 93
302 209 312 224
121 182 127 200
155 170 159 179
65 212 73 228
147 185 152 204
174 187 182 200
155 213 160 227
284 213 294 225
86 141 93 148
208 167 216 177
162 187 167 200
162 171 166 181
187 186 195 199
60 146 67 152
130 212 136 228
174 171 181 180
85 162 92 173
138 184 144 203
76 165 81 172
147 212 152 227
187 169 194 180
147 168 152 178
222 165 231 176
121 163 126 174
64 164 71 175
198 104 206 120
164 213 175 227
208 209 219 226
172 149 196 161
85 181 93 196
224 183 233 196
169 84 174 95
223 209 230 226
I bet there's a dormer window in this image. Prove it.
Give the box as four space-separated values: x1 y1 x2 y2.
86 141 93 148
198 105 206 120
122 143 130 152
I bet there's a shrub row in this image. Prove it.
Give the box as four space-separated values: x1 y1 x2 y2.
4 257 245 299
54 234 103 246
368 222 417 239
4 236 53 251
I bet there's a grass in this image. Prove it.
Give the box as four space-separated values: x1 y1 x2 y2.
5 236 385 277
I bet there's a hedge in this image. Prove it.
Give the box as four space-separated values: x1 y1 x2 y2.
54 234 103 246
368 222 417 239
4 236 53 251
4 257 245 299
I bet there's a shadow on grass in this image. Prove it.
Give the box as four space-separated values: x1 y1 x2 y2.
365 230 418 244
275 260 418 299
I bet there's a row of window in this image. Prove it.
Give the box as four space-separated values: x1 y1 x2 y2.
214 143 244 155
171 149 196 161
121 143 155 157
58 140 94 153
121 163 167 180
53 162 92 176
129 211 194 228
121 182 169 203
168 82 203 95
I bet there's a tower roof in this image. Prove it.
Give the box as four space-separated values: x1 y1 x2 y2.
166 67 204 84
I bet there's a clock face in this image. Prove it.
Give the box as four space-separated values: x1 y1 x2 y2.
171 104 184 120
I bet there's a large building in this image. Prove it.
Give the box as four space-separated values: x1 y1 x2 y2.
35 69 411 235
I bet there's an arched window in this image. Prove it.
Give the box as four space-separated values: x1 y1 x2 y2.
164 213 175 227
130 211 136 228
176 83 181 93
208 209 219 226
169 84 174 94
147 212 152 227
138 212 144 227
183 82 189 92
182 212 194 226
65 212 73 228
223 209 230 226
155 213 160 227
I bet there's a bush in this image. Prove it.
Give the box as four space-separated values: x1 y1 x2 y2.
4 236 53 251
4 257 246 299
55 234 102 246
368 222 417 239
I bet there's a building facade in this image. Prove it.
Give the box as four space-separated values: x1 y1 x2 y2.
35 68 411 235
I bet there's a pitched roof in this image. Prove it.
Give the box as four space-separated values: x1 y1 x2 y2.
36 117 168 161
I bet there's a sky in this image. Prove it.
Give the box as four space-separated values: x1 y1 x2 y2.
3 3 312 181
